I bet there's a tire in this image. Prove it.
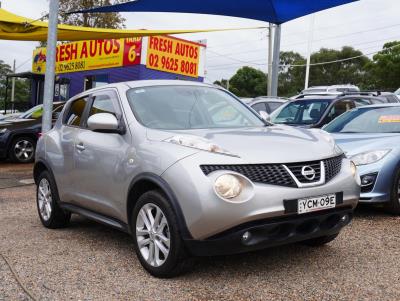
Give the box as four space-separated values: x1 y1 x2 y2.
385 167 400 214
131 190 192 278
36 170 71 228
302 233 339 247
9 136 36 163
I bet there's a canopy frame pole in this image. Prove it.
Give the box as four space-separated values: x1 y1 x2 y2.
267 23 273 96
271 24 281 97
304 14 315 89
4 76 8 114
42 0 60 133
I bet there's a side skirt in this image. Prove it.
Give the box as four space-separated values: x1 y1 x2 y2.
59 203 131 234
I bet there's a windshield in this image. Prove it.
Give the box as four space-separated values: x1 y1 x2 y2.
270 99 330 125
324 107 400 133
19 105 43 119
126 85 265 130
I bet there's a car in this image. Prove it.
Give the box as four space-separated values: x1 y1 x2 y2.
0 102 65 163
242 96 287 116
324 103 400 213
301 85 360 95
270 94 386 128
34 80 360 278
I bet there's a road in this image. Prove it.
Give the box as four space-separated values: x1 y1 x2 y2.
1 162 400 301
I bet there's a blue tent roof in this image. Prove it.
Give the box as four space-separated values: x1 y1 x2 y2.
77 0 358 24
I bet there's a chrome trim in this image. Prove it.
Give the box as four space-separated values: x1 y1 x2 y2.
283 161 325 188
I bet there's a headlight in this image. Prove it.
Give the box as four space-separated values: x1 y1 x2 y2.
214 174 243 199
164 135 238 157
350 150 391 166
0 128 7 134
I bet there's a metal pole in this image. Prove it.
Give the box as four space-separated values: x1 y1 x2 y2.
304 14 315 89
42 0 59 133
271 24 281 97
267 23 273 96
11 59 15 112
4 77 8 114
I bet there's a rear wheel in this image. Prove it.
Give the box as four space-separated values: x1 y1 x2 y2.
385 167 400 214
302 233 339 247
36 170 71 228
9 136 36 163
131 190 191 278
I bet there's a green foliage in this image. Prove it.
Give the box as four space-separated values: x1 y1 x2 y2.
278 51 306 96
213 79 229 89
228 66 267 97
366 41 400 91
58 0 126 28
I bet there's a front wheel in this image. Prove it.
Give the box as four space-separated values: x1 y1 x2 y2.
131 191 191 278
385 167 400 214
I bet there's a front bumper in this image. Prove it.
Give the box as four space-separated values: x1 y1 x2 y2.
0 132 10 158
162 152 360 240
185 207 353 256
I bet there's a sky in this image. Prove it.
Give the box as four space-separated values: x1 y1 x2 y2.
0 0 399 83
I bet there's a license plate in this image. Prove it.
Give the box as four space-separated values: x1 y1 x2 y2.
297 194 336 214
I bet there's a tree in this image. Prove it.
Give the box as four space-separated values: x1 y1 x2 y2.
58 0 126 29
366 41 400 91
278 51 306 96
308 47 371 89
213 79 229 89
228 66 267 97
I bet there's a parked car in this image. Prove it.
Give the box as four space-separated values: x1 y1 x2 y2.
0 112 21 121
0 102 65 163
34 80 360 278
324 104 400 213
242 96 287 116
270 94 385 128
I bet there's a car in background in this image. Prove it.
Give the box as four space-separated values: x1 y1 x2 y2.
270 94 385 128
324 104 400 213
0 112 21 121
0 102 65 163
242 96 287 116
301 85 360 95
395 88 400 97
33 80 359 277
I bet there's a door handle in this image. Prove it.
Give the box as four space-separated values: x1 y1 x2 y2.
76 143 85 151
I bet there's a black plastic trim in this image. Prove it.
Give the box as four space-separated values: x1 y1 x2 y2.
128 173 193 239
184 207 353 257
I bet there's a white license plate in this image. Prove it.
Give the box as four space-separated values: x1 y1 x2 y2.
298 194 336 214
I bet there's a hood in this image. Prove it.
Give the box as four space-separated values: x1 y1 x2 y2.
331 132 400 157
147 125 340 164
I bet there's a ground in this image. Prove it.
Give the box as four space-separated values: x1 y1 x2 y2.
1 162 400 301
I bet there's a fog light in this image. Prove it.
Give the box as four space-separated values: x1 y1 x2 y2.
341 215 348 223
242 231 251 242
360 173 377 187
214 174 243 199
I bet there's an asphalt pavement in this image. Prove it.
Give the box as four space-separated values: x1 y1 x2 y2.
1 162 400 301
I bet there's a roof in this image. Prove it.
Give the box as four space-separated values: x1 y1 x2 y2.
355 103 400 109
76 0 359 25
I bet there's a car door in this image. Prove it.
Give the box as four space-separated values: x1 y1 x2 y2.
73 89 131 221
56 96 90 202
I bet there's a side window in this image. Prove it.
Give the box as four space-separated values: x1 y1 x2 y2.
64 97 89 127
353 99 370 107
52 105 64 120
327 101 355 121
88 90 121 119
267 102 283 113
252 103 267 114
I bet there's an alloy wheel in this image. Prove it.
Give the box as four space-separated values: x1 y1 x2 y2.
38 178 52 221
14 140 34 161
136 203 170 267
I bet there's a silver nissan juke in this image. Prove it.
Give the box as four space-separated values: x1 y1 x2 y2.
34 80 360 278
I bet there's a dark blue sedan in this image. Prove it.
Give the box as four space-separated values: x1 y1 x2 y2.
324 104 400 213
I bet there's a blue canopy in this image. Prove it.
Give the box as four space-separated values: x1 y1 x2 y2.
77 0 358 24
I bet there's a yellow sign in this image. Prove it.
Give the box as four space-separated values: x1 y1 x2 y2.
32 38 142 74
378 115 400 123
146 36 200 78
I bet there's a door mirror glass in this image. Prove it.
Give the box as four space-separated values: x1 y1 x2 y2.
87 113 119 133
259 110 270 122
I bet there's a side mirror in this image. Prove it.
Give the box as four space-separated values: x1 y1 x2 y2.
87 113 123 134
259 110 271 122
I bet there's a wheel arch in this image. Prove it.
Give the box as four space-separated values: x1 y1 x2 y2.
127 173 192 239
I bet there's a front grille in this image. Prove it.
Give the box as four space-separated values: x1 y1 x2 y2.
324 155 343 182
200 155 343 188
200 164 296 187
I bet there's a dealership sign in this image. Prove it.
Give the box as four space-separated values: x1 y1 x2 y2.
146 36 201 78
32 37 142 74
